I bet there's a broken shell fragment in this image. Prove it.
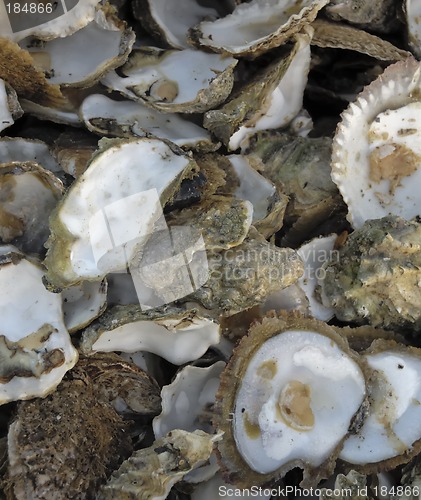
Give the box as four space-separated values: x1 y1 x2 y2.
101 47 237 113
19 6 135 88
188 0 327 58
0 162 63 255
97 429 220 500
5 365 132 499
80 305 220 365
204 32 312 151
331 58 421 229
340 340 421 471
44 137 198 288
153 361 225 438
79 94 217 152
215 313 366 488
0 246 78 405
0 80 22 133
319 216 421 333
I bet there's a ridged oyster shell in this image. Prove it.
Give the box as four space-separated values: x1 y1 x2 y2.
331 58 421 229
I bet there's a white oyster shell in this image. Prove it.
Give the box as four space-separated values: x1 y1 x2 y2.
189 0 327 57
234 331 365 474
0 246 78 405
44 137 198 288
216 314 367 488
101 47 237 113
153 361 225 438
298 234 337 321
80 305 221 365
0 0 101 43
80 94 217 152
20 7 135 87
331 58 421 229
132 0 230 49
340 341 421 468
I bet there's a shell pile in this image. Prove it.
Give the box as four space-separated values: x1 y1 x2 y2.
1 0 421 498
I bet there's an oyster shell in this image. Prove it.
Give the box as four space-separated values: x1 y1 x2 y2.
79 94 218 152
80 305 220 365
19 6 135 88
215 313 367 488
331 58 421 229
0 162 63 255
340 339 421 472
203 31 312 151
324 0 399 34
153 361 225 438
101 47 237 113
44 137 198 288
97 429 220 500
246 131 343 245
77 352 162 418
132 0 232 49
0 137 62 175
405 0 421 58
166 195 253 251
311 19 411 61
0 38 66 107
188 0 328 58
1 0 101 42
4 365 132 499
0 80 22 133
0 246 78 405
223 154 289 238
297 234 337 321
319 216 421 333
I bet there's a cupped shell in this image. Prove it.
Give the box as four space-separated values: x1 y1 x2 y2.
331 58 421 229
215 313 367 488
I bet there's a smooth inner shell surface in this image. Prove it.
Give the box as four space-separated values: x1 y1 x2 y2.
233 329 365 474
